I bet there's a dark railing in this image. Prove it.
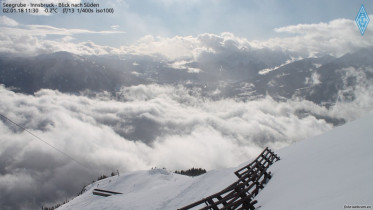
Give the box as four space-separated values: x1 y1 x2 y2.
92 188 123 197
178 147 280 210
234 147 280 179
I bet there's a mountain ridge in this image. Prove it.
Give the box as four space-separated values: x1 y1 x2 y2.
1 49 372 106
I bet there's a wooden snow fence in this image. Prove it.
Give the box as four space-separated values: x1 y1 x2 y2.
92 189 123 197
178 147 280 210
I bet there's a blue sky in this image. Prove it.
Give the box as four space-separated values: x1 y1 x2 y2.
2 0 372 46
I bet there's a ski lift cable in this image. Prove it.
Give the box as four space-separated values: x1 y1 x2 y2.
0 113 92 172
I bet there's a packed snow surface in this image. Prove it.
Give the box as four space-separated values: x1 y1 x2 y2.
59 115 373 210
256 114 373 210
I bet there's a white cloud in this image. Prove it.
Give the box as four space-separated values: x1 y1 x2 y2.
109 18 372 60
0 33 120 55
1 24 125 37
0 84 336 178
0 16 18 26
1 72 373 208
305 72 321 86
117 16 373 61
330 67 373 120
0 24 124 55
111 25 120 30
1 16 372 59
119 32 279 62
120 35 204 60
250 17 373 57
168 60 202 73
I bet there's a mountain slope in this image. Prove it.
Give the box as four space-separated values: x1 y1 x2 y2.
1 49 372 106
256 114 373 210
0 52 143 93
58 114 373 210
58 168 239 210
232 48 373 104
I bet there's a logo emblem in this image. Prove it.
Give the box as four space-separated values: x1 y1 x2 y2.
356 4 370 36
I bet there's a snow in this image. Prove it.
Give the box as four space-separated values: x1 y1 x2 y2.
256 114 373 210
58 168 238 210
58 114 373 210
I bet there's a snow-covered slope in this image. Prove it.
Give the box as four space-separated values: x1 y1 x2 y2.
59 114 373 210
57 167 241 209
256 114 373 210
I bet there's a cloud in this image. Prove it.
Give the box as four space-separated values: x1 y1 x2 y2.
0 16 18 26
1 24 125 37
250 17 373 57
111 25 120 30
0 19 125 55
0 33 121 56
118 17 373 60
118 31 291 78
330 67 373 120
0 20 126 55
1 16 372 59
120 35 203 60
1 76 373 208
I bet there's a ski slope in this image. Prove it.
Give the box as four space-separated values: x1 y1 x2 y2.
256 114 373 210
59 114 373 210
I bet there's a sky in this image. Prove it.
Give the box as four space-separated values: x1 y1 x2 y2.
1 0 372 48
